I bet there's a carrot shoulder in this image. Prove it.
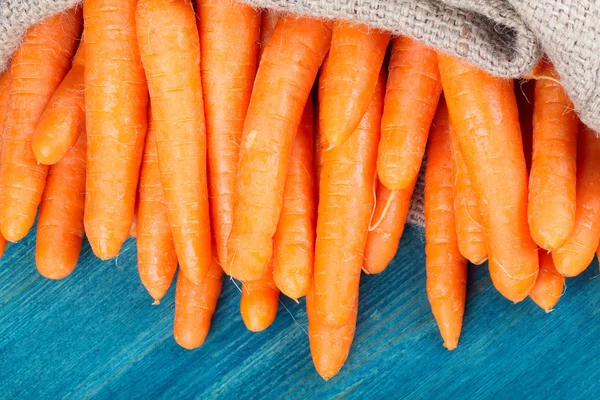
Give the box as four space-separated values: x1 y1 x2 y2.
529 250 564 312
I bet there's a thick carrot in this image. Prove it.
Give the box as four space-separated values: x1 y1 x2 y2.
272 101 315 299
529 250 564 312
84 0 148 259
528 62 578 251
515 80 535 172
137 116 178 302
174 250 224 349
314 70 384 327
36 130 86 280
198 0 260 267
449 123 487 265
226 17 332 281
240 260 280 332
0 69 9 257
319 21 389 147
553 125 600 277
137 0 210 283
424 100 467 351
307 282 358 380
0 9 82 242
259 9 279 59
377 37 442 190
363 178 416 274
438 54 538 302
32 39 85 165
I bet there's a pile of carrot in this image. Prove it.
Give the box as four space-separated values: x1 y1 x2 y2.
0 0 597 380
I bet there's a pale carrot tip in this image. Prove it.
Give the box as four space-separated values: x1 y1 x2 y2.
89 238 122 260
152 299 160 306
242 314 275 332
37 267 73 280
1 221 28 243
443 341 458 351
174 332 207 350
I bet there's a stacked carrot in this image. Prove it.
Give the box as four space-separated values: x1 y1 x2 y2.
0 0 598 381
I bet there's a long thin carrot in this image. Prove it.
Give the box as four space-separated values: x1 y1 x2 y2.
0 69 10 257
272 101 315 299
377 37 442 191
528 62 578 251
240 259 280 332
84 0 147 259
529 250 564 312
36 130 86 280
258 9 279 60
32 39 85 166
137 115 178 303
438 54 538 303
319 21 389 147
424 99 467 351
0 9 82 242
226 17 332 281
137 0 210 283
198 0 260 267
553 125 600 277
314 70 384 327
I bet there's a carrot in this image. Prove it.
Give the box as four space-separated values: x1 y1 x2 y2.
137 116 178 302
377 37 442 191
198 0 260 267
515 80 535 172
314 70 384 327
424 99 467 350
529 250 564 312
36 130 86 280
272 101 315 299
0 68 11 257
137 0 210 283
240 259 280 332
438 54 538 302
173 249 224 349
319 21 389 147
32 39 85 166
226 17 332 281
259 9 279 59
449 123 487 265
306 282 358 380
553 125 600 277
363 178 416 274
528 62 578 251
0 9 82 242
314 89 324 200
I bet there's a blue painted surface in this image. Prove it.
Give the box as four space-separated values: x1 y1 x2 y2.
0 224 599 399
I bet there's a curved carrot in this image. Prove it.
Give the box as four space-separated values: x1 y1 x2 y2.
32 39 85 165
319 21 389 147
553 125 600 277
84 0 148 259
36 129 86 280
314 70 384 327
272 101 315 299
240 260 280 332
438 54 538 303
258 9 279 60
363 178 416 274
198 0 260 267
529 251 564 312
137 116 178 302
137 0 210 283
528 62 578 251
377 37 442 191
424 100 467 351
0 9 82 242
226 17 332 281
0 68 11 257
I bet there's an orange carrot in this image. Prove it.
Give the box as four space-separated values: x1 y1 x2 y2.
553 125 600 277
319 21 389 147
32 39 85 165
0 9 82 242
377 37 442 190
137 0 210 283
529 250 564 312
515 80 535 172
272 101 315 299
528 62 578 251
0 68 11 257
438 54 538 302
259 9 279 59
174 250 224 349
240 260 280 332
314 70 384 327
36 130 86 280
449 123 487 265
198 0 260 267
226 17 332 281
424 99 467 351
137 116 178 302
363 178 416 274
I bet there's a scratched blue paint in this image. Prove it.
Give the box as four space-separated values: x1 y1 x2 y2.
0 224 599 399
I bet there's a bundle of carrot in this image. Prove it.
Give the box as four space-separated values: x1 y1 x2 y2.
0 0 597 380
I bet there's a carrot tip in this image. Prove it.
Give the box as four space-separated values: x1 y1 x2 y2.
153 299 160 306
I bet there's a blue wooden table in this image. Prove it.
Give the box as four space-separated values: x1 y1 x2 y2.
1 224 599 399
